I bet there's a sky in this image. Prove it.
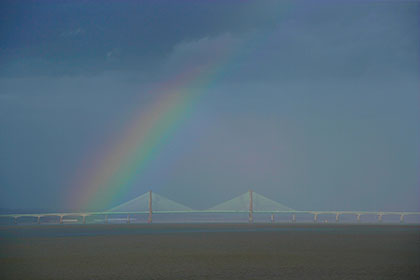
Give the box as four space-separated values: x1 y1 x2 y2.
0 0 419 212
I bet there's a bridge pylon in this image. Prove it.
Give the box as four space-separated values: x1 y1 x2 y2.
248 190 253 223
148 190 153 224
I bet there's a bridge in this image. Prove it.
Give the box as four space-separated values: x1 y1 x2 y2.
1 190 419 224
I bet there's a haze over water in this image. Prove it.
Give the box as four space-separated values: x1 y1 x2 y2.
1 0 419 213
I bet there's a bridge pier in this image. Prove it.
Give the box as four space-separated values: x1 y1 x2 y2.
37 216 41 224
270 214 275 223
400 214 405 223
105 214 108 224
292 214 296 223
82 215 86 224
59 215 63 224
335 213 340 223
378 213 383 223
127 214 130 224
356 214 361 223
13 217 17 225
313 213 318 223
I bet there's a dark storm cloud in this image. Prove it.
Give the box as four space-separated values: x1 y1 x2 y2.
0 0 292 76
1 1 418 80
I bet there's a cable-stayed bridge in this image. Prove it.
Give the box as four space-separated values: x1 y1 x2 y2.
2 190 420 224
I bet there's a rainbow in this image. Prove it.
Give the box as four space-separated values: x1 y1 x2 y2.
69 49 233 210
67 3 295 211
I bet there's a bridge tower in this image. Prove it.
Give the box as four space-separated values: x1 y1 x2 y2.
249 190 253 223
148 190 153 224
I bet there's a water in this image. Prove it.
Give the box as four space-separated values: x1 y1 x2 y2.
1 224 419 280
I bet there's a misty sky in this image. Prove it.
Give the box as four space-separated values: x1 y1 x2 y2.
0 0 419 212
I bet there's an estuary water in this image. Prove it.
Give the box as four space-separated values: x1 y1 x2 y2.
1 224 419 280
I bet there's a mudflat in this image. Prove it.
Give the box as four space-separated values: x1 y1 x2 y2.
0 224 419 280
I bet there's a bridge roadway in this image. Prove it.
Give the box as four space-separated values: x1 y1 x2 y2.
1 210 420 224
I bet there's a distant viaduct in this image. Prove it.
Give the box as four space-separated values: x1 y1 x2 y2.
1 190 419 225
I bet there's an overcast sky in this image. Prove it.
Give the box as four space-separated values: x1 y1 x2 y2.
1 0 419 211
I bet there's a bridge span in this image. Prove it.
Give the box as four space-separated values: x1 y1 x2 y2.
2 191 419 224
2 210 420 225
